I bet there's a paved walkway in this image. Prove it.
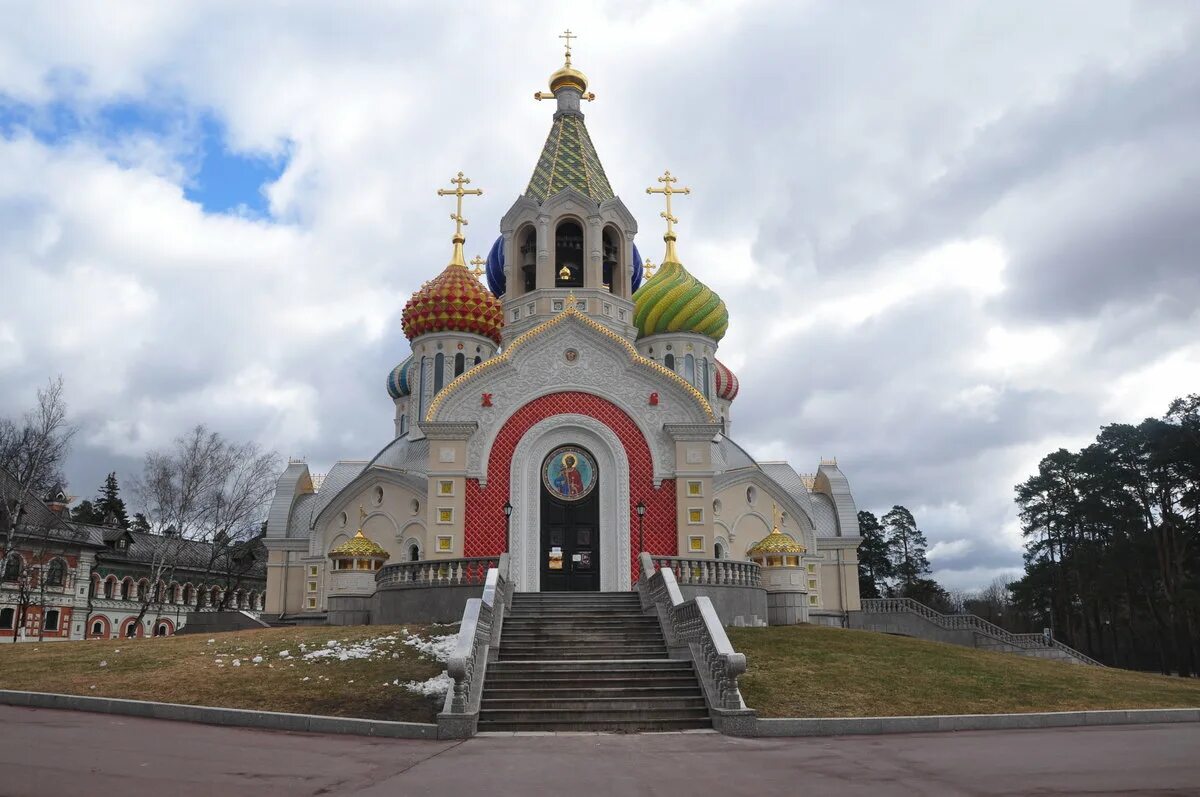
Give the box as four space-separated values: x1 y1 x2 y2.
2 705 1198 795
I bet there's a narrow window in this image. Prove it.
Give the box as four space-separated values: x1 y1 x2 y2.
701 358 711 398
120 580 131 600
2 555 19 582
417 358 428 418
399 414 407 436
454 352 465 376
554 220 584 287
0 607 13 629
43 609 59 631
474 355 481 366
104 579 114 599
684 354 695 384
664 353 675 371
409 544 420 562
433 353 445 393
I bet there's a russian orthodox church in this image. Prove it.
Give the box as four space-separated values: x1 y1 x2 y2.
263 35 862 626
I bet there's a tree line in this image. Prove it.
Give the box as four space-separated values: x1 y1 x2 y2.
856 504 953 610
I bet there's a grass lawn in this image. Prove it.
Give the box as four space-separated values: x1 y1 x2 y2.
0 624 455 723
729 625 1200 718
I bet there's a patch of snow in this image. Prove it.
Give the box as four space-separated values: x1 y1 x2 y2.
252 655 263 664
402 672 452 697
98 661 107 668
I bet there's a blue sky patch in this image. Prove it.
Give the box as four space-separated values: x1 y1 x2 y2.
0 95 287 217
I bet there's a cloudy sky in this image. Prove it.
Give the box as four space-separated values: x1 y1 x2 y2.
2 1 1197 589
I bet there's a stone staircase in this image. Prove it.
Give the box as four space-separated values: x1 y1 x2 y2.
477 592 711 733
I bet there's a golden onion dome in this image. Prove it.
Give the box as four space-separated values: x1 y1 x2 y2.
549 63 588 94
746 527 807 557
329 530 391 560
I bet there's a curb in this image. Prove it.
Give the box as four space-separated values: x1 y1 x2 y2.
0 690 439 739
753 708 1200 737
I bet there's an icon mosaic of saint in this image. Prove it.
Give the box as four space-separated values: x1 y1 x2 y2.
543 447 596 501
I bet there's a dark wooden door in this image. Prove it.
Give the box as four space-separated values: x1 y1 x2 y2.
540 483 600 592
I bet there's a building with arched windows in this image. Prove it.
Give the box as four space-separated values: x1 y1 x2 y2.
264 42 863 628
1 470 267 642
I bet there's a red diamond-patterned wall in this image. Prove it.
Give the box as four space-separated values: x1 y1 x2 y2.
463 391 677 585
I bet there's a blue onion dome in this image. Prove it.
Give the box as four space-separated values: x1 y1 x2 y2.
485 236 644 296
386 354 414 400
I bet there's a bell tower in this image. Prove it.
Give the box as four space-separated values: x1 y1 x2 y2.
494 31 642 343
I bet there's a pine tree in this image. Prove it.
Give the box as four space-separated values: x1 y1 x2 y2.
94 472 129 529
130 513 151 533
70 499 105 525
882 505 932 595
856 510 892 599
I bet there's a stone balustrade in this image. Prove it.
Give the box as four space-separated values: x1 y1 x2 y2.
645 556 762 588
376 557 500 589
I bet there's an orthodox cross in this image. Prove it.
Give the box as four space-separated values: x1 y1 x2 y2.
469 255 486 279
643 257 657 279
559 28 576 65
437 172 483 240
646 170 691 239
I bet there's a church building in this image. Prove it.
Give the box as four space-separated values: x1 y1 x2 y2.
263 35 862 627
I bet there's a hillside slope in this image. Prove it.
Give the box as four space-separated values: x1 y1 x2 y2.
729 625 1200 718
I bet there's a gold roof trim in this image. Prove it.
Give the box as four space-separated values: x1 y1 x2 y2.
425 295 715 422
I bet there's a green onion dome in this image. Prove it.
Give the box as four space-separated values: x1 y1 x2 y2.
633 256 728 341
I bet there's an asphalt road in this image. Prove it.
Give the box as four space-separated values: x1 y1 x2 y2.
2 705 1198 796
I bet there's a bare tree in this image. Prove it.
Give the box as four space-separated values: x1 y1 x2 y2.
0 378 77 641
132 426 277 629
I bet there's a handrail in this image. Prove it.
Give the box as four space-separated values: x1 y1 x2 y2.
439 553 511 733
860 597 1104 666
644 555 762 588
638 552 749 711
376 556 500 589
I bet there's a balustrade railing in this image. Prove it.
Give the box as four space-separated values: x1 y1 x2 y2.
861 597 1104 666
438 554 511 736
638 552 749 712
645 556 762 588
376 556 500 589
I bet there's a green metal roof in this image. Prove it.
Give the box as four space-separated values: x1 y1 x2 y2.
525 113 614 204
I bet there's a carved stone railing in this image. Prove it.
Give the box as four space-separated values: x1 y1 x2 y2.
861 598 1104 666
638 552 755 735
437 553 511 738
376 556 500 589
645 556 762 588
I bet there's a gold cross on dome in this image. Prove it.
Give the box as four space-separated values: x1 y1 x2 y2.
643 258 657 278
437 172 483 240
559 28 576 65
646 170 691 239
470 255 486 279
771 503 781 533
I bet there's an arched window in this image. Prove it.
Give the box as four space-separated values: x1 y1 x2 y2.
91 619 104 636
183 585 193 606
684 354 695 384
2 554 20 582
409 543 420 562
700 358 710 398
155 622 170 637
714 542 725 560
137 579 149 599
0 607 13 629
454 352 465 377
474 355 481 366
45 559 66 587
519 225 537 292
124 621 138 638
120 578 132 600
43 609 59 631
554 220 584 287
104 577 115 599
664 353 675 371
602 226 621 294
417 358 428 418
433 352 445 394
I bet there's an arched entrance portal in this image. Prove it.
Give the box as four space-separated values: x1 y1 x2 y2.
508 414 632 592
540 445 600 591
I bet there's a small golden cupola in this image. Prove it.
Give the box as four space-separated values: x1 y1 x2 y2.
329 508 391 572
746 504 807 568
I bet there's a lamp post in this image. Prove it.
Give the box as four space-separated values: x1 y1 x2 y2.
636 501 646 554
503 501 513 553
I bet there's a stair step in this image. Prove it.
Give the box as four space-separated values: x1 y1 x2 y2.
488 660 692 671
478 718 712 733
479 707 710 723
483 686 702 699
482 696 707 711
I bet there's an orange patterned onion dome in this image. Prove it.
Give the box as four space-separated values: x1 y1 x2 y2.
401 263 504 345
714 358 739 401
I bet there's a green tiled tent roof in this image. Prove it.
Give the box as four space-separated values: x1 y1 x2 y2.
525 114 614 204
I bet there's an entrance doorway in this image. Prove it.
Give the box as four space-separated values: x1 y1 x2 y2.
540 445 600 591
